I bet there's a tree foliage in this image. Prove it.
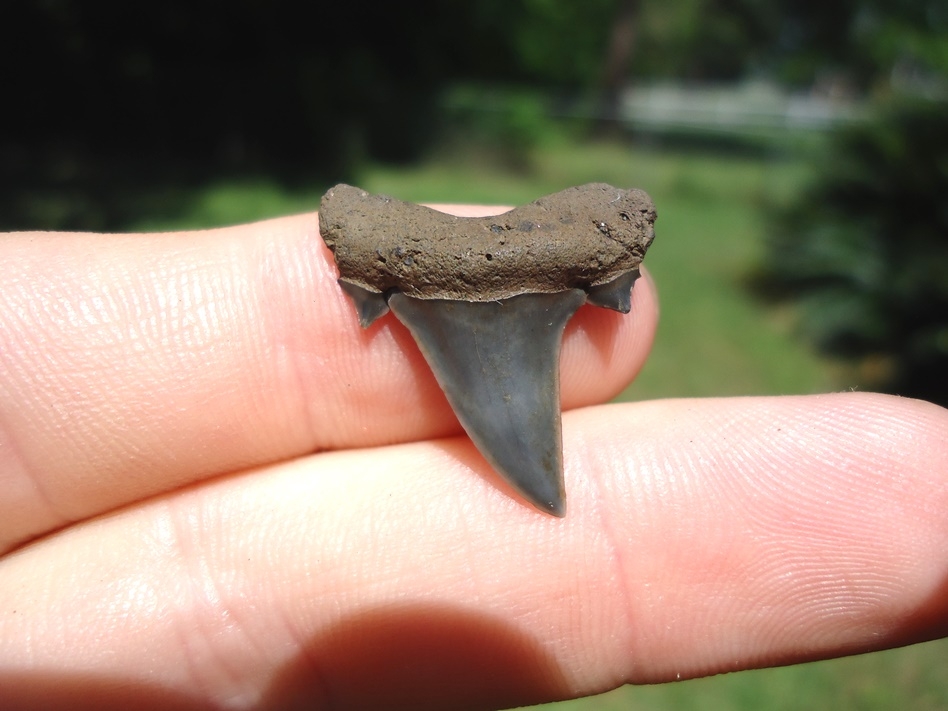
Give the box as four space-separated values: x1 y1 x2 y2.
1 1 623 229
756 99 948 405
629 0 947 87
2 0 945 231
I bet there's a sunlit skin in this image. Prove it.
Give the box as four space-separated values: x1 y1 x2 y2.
0 207 946 711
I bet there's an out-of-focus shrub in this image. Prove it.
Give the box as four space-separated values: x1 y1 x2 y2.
755 98 948 405
439 85 571 169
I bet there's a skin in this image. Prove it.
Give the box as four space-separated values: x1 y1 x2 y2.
0 206 946 711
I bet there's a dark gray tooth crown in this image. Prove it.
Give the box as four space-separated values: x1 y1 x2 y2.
318 183 656 516
388 290 585 516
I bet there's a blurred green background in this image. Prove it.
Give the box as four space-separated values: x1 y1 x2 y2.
3 1 945 709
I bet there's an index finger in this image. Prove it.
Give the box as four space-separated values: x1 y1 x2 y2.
0 393 944 710
0 209 659 552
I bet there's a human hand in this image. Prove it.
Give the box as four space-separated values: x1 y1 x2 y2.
1 208 946 711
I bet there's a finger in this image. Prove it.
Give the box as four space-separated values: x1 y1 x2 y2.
1 393 944 710
0 212 658 552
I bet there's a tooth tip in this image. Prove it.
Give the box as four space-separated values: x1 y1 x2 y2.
500 464 566 517
543 496 566 518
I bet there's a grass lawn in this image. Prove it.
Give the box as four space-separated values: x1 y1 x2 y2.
544 639 948 711
125 137 947 711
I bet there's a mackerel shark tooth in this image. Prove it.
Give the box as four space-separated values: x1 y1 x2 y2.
389 290 585 516
319 182 657 515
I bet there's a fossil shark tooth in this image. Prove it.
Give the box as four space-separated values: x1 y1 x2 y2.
319 183 656 515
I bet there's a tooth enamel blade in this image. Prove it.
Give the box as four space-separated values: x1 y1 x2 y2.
388 290 586 516
586 269 641 313
338 281 390 327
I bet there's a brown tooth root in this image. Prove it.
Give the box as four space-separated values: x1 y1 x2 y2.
318 183 657 515
319 182 656 304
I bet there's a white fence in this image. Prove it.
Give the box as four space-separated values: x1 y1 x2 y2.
621 81 866 134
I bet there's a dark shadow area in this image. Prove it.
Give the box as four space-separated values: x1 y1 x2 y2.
2 1 640 233
267 603 569 710
0 2 463 232
888 571 948 651
0 603 569 710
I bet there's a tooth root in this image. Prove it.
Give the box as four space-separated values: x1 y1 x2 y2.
388 290 586 516
338 280 390 327
586 269 641 313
